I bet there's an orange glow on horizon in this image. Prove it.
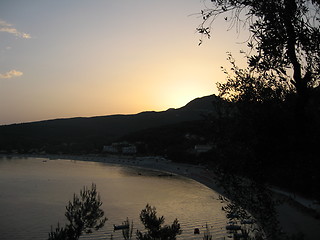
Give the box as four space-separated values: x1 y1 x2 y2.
0 0 247 125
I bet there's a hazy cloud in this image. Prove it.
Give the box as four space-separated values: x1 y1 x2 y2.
0 19 31 39
0 70 23 79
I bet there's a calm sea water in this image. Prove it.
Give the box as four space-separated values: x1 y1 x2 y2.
0 157 227 240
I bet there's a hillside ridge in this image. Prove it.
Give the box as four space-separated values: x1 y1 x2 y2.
0 94 221 153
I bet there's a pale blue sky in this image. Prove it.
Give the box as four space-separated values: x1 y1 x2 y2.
0 0 248 125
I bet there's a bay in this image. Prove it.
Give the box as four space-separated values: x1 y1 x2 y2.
0 157 227 240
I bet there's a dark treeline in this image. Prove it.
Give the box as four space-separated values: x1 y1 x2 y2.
194 0 320 205
211 89 320 200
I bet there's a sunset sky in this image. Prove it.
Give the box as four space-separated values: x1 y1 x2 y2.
0 0 248 125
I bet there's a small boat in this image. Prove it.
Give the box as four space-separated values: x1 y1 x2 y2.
113 224 129 231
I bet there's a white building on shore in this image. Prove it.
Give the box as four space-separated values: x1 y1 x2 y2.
103 142 137 155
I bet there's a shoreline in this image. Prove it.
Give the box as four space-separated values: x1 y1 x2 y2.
63 154 320 239
2 154 320 239
51 154 226 196
2 153 225 195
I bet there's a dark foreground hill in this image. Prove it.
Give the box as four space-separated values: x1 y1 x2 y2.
0 95 222 154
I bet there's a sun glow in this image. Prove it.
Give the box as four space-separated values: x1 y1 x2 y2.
0 0 238 125
151 61 217 109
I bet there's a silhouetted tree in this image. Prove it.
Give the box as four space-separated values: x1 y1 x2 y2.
48 183 107 240
48 223 69 240
217 53 293 103
198 0 320 116
197 0 320 198
136 204 182 240
122 217 134 240
216 173 282 240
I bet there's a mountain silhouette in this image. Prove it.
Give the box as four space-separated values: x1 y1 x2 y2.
0 95 221 153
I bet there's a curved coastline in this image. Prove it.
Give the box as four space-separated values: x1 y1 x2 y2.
50 154 225 196
68 154 320 240
1 153 224 195
3 154 320 239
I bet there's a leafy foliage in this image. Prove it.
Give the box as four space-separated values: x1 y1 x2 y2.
217 53 293 103
198 0 320 109
48 184 107 240
48 224 69 240
217 174 281 240
136 204 182 240
195 0 320 202
122 217 134 240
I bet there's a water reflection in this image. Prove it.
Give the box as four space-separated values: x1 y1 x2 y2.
0 157 227 240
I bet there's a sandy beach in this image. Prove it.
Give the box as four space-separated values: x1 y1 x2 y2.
8 154 320 239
